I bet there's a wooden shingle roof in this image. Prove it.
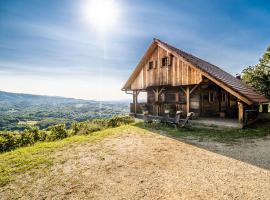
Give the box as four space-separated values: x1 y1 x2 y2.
123 38 269 104
154 39 269 104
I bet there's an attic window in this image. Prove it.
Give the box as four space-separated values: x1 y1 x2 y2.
147 61 153 70
162 57 168 67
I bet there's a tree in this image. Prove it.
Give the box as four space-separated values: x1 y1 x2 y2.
242 45 270 99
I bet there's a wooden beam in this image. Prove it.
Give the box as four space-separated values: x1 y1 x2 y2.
226 92 230 114
238 101 244 123
190 83 200 94
218 88 221 112
186 86 190 114
152 88 159 116
134 91 138 114
133 91 136 114
179 86 187 95
158 87 165 95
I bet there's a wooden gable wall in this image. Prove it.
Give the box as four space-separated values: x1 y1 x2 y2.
130 46 203 90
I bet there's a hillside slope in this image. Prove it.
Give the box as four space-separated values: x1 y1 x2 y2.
1 125 270 200
0 91 129 131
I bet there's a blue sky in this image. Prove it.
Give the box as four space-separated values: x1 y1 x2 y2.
0 0 269 100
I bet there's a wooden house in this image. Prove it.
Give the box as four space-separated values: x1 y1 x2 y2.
122 39 269 127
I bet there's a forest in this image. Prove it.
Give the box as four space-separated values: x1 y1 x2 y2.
0 91 129 131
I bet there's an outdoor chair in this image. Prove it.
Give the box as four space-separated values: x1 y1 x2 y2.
143 111 160 129
167 110 183 127
163 110 170 124
179 112 194 128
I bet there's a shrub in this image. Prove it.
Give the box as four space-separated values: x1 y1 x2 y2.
85 122 102 133
107 115 135 127
25 126 40 141
47 124 68 141
92 118 110 128
70 122 80 135
38 130 48 141
20 132 35 146
0 131 21 152
0 115 135 153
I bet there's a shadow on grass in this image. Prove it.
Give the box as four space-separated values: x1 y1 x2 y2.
133 115 270 171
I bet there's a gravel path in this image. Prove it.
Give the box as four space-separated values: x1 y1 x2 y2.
1 127 270 199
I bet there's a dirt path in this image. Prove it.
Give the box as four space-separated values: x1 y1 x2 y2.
1 127 270 199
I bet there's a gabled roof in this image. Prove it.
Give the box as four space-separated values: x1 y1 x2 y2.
123 38 269 104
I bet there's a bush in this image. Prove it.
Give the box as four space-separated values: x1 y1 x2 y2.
20 132 35 146
85 122 102 133
38 130 48 142
70 121 87 135
107 116 135 127
92 118 110 127
19 126 41 147
0 116 135 153
0 131 21 152
47 124 68 141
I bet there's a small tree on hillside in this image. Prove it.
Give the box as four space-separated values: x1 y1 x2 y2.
242 45 270 99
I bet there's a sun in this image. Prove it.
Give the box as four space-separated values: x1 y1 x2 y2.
83 0 119 31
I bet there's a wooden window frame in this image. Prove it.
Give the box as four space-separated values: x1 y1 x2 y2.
161 57 168 67
147 61 154 70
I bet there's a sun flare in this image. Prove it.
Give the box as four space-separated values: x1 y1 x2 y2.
83 0 119 31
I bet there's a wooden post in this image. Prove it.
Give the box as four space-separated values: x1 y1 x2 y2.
133 91 136 114
152 87 165 116
226 92 230 115
238 101 244 123
133 90 139 114
186 86 190 114
152 89 158 116
218 89 221 112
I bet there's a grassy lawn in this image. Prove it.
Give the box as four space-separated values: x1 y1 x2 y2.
136 114 270 143
0 125 134 187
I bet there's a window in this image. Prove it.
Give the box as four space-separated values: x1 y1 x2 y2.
165 93 176 103
222 92 226 102
209 91 214 103
162 57 168 67
147 61 153 70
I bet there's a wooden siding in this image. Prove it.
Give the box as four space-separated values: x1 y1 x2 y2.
130 46 202 90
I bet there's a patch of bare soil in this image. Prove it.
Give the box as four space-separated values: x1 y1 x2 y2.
1 128 270 200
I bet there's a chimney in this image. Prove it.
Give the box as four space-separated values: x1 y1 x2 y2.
235 74 241 80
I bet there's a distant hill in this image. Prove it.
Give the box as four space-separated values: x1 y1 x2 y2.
0 91 94 107
0 91 129 131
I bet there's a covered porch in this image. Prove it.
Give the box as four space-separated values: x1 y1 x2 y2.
129 84 259 128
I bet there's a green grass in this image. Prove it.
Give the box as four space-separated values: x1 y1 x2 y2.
0 125 132 187
135 115 270 143
1 116 269 187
